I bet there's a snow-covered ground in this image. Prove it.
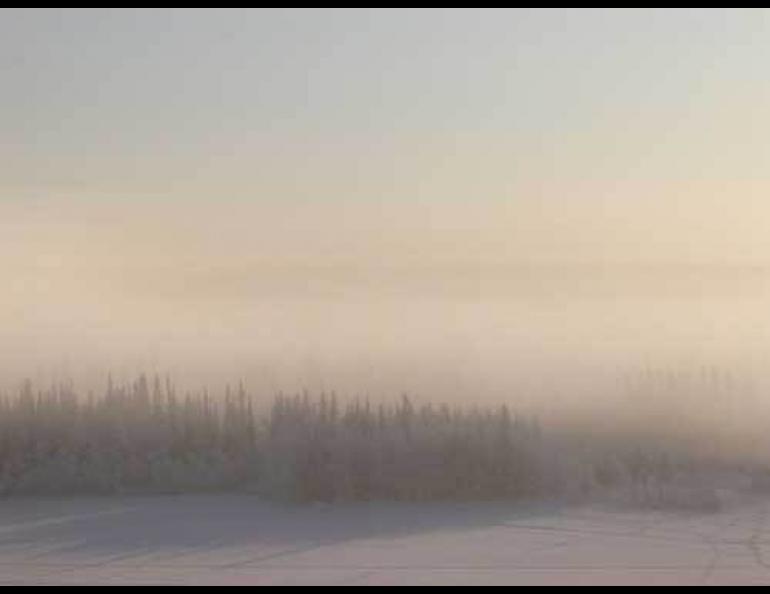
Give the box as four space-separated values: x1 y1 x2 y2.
1 495 770 586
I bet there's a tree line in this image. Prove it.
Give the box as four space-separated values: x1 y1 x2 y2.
0 375 728 502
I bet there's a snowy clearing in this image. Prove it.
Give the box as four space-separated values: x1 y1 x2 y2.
1 496 770 586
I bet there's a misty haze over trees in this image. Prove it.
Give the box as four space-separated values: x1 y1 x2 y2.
0 372 762 506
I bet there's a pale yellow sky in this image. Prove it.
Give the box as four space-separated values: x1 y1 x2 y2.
3 9 770 398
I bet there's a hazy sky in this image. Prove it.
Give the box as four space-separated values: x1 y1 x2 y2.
3 8 770 394
3 8 770 262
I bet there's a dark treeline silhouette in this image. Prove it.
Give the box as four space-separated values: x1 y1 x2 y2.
0 375 739 503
